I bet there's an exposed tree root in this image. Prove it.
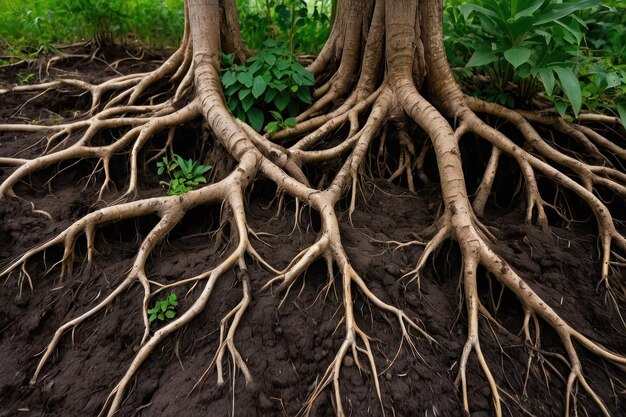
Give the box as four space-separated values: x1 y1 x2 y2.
1 0 625 416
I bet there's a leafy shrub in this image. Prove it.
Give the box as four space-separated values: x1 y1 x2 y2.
578 2 626 125
148 293 178 322
157 154 212 195
235 0 331 54
221 39 314 132
447 0 599 117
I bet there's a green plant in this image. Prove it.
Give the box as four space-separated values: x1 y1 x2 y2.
456 0 599 116
221 39 313 132
266 110 297 133
156 154 212 195
17 72 36 85
147 293 178 322
577 3 626 125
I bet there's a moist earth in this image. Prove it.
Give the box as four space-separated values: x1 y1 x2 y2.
1 48 624 417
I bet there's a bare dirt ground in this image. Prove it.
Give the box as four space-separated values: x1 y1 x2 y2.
1 48 624 417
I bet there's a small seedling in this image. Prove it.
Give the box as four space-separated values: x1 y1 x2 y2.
147 293 178 322
157 154 212 195
266 111 297 134
17 72 35 85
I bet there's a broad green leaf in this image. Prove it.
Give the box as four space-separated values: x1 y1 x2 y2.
252 76 267 99
554 19 583 45
247 107 264 131
149 313 157 322
533 0 600 26
157 166 164 175
165 310 176 319
514 0 545 20
503 47 531 68
553 66 581 116
221 71 237 88
227 97 237 112
241 94 254 112
538 68 555 96
238 88 251 100
296 87 312 104
157 312 165 321
269 110 282 121
237 72 253 87
554 100 568 118
263 53 276 66
274 90 290 111
460 4 499 21
605 73 622 89
284 117 297 127
267 121 280 134
264 88 279 103
466 49 497 68
224 83 241 97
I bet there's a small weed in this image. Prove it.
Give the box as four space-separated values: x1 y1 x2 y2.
156 154 212 195
147 293 178 322
266 110 296 133
17 72 36 85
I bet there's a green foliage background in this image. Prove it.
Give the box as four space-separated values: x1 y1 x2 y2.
0 0 624 122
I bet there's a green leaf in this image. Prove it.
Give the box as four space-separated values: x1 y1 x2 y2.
221 71 237 88
264 88 279 103
227 97 237 112
284 117 297 127
617 103 626 129
503 47 531 69
269 110 282 121
459 4 499 21
538 68 555 96
157 166 164 175
267 121 280 134
553 66 581 116
605 73 622 89
533 0 599 26
165 310 176 319
161 302 168 311
296 87 312 104
237 72 253 88
555 99 568 119
157 312 165 321
247 107 265 132
238 88 251 100
252 76 267 99
168 293 177 303
514 0 545 20
193 165 212 175
466 49 497 68
149 313 157 322
241 94 254 112
274 90 290 111
263 53 276 66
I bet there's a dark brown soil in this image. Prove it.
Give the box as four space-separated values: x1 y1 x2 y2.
1 49 625 417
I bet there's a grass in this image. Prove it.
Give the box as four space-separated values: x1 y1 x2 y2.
0 0 185 54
